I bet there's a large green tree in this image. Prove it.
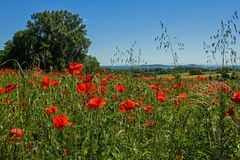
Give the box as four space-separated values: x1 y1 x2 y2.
2 10 91 71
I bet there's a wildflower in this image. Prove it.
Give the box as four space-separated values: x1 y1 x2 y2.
4 68 12 73
176 93 187 101
232 91 240 104
84 75 93 83
120 100 135 112
76 83 87 93
149 84 158 92
8 128 23 143
226 107 234 116
76 83 95 94
173 84 179 89
33 72 39 78
179 81 185 86
157 91 167 102
40 76 59 89
111 94 117 100
61 89 67 95
145 76 151 81
144 106 152 113
173 100 179 107
52 114 73 130
68 61 83 75
143 121 154 127
100 86 107 95
101 77 108 86
49 80 60 87
5 84 17 93
135 100 143 107
94 71 100 77
40 76 51 89
114 84 126 93
221 84 230 93
0 88 4 94
86 96 106 110
45 105 58 115
164 88 170 93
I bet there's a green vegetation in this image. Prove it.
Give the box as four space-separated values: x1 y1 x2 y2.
1 10 93 71
106 66 210 77
0 66 240 159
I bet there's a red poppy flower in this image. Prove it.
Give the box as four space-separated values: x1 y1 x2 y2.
226 107 234 116
61 89 67 95
149 84 158 92
100 86 107 95
84 75 93 83
5 84 17 93
77 83 95 94
120 100 135 112
221 84 230 93
33 72 39 78
52 114 73 130
145 76 151 81
179 81 185 86
135 100 143 107
232 91 240 104
176 93 187 101
50 80 60 87
8 128 23 143
9 128 24 137
45 105 58 115
40 76 59 89
164 88 170 93
143 121 154 127
86 96 106 109
114 84 126 93
94 71 100 77
157 91 167 102
40 76 50 89
76 83 87 94
144 106 152 112
0 88 4 94
173 84 179 89
111 94 117 100
101 78 108 86
68 62 83 75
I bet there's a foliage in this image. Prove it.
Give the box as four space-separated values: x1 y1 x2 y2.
82 55 100 74
189 68 203 75
0 50 5 62
105 66 209 76
2 10 91 71
0 66 240 159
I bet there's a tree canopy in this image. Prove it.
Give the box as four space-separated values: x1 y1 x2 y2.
2 10 92 71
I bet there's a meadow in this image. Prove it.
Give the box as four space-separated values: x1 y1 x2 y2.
0 62 239 160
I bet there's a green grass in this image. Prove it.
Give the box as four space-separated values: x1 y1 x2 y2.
0 68 240 159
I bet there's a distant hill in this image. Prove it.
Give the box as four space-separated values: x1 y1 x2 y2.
101 64 222 69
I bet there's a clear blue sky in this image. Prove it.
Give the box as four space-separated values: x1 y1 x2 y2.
0 0 240 65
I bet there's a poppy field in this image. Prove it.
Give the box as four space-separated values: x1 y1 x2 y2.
1 62 240 159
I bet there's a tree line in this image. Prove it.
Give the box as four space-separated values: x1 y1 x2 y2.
0 10 100 73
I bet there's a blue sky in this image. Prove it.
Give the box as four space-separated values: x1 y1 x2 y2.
0 0 240 65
